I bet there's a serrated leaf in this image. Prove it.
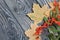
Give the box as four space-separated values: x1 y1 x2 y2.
27 3 53 24
50 10 53 18
25 23 41 40
48 26 57 34
57 26 60 32
55 6 59 14
48 33 57 40
43 16 48 22
57 35 60 40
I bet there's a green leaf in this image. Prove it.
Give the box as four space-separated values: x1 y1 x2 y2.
55 6 59 14
50 10 56 18
50 10 53 18
56 35 60 40
43 16 48 22
57 26 60 32
48 33 57 40
48 26 57 34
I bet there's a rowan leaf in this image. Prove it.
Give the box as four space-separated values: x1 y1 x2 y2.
48 26 57 34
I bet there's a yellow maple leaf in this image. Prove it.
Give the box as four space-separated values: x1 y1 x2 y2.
25 2 54 40
27 3 53 24
25 23 41 40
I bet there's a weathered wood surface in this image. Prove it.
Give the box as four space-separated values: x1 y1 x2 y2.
0 0 59 40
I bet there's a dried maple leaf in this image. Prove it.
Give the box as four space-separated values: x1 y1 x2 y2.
25 23 41 40
25 2 54 40
27 3 53 24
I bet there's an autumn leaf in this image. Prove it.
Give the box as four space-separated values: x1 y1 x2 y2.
25 2 54 40
25 23 41 40
27 3 53 24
